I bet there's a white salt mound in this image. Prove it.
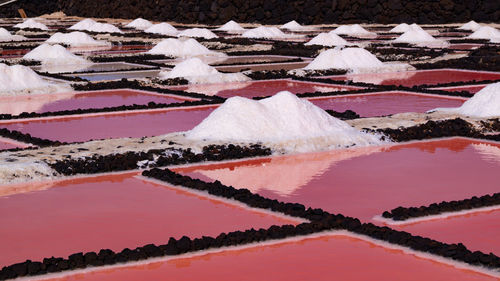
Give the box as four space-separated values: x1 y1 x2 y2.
186 91 384 152
304 47 384 71
215 20 245 32
242 26 288 39
13 18 49 30
305 32 349 46
23 43 89 65
68 19 122 33
0 63 65 95
147 38 224 57
331 24 376 37
431 82 500 118
125 18 153 30
459 20 481 31
159 57 249 84
280 20 305 31
46 31 110 47
0 27 26 41
178 28 218 39
145 23 178 36
467 26 500 42
68 19 97 30
393 28 448 47
390 23 411 33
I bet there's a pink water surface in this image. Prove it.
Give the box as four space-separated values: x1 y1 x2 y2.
394 210 500 255
0 173 297 266
178 138 500 224
0 140 19 150
309 91 465 117
326 69 500 87
51 234 496 281
0 90 194 115
169 80 361 98
431 85 487 94
0 106 215 142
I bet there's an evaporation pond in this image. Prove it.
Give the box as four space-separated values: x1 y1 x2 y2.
51 234 496 281
431 84 487 94
177 138 500 224
325 69 500 87
32 62 155 74
69 70 161 82
0 89 196 115
0 172 297 267
0 105 215 142
309 91 465 117
169 80 361 98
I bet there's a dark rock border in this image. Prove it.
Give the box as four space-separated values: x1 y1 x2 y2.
0 128 65 147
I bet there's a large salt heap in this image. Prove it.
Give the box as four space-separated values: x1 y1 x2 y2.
280 20 311 31
177 28 218 39
23 43 90 65
159 57 249 84
144 22 178 36
68 18 122 33
13 18 48 30
393 25 448 47
46 31 110 47
458 20 482 31
467 26 500 43
147 38 224 57
389 23 411 33
305 32 349 47
431 82 500 118
186 91 384 152
125 18 153 30
0 63 65 95
242 26 289 39
331 24 376 37
0 28 26 42
68 19 97 30
215 20 245 32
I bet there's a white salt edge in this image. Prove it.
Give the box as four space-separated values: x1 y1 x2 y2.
177 28 218 39
186 91 385 152
147 38 224 57
430 82 500 117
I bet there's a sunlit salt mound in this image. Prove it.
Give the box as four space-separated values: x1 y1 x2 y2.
305 47 383 71
215 20 245 32
389 23 411 33
147 38 224 57
68 18 122 33
0 27 26 42
305 32 348 46
280 20 309 31
13 18 48 31
331 24 376 37
242 26 289 39
178 28 218 39
431 82 500 118
23 44 89 65
393 28 448 47
186 91 383 152
459 20 481 31
159 57 249 84
0 63 64 95
144 22 178 36
46 32 110 47
68 18 97 30
125 18 153 30
467 26 500 42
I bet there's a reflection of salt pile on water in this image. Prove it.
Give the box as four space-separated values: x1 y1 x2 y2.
242 26 292 39
331 24 376 37
458 20 482 31
46 31 110 47
159 57 249 84
145 22 178 36
0 27 26 42
185 81 250 96
472 143 500 165
215 20 245 33
186 91 384 152
196 146 382 196
178 28 218 39
0 63 67 95
125 18 153 30
68 18 122 33
431 82 500 117
305 32 349 46
467 26 500 43
0 92 75 115
393 24 448 47
304 47 413 74
147 38 224 57
23 43 90 65
13 18 48 30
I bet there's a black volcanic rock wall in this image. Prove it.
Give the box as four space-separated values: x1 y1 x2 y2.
1 0 499 24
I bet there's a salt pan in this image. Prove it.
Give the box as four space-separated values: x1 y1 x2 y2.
215 20 245 32
46 31 110 47
125 18 153 30
13 18 48 31
178 28 218 39
305 32 349 47
144 22 178 36
147 38 224 57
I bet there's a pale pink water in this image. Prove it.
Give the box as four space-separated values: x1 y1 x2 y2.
50 234 496 281
326 69 500 87
431 85 487 94
0 173 297 266
0 106 216 142
0 90 194 115
309 92 465 117
0 140 19 149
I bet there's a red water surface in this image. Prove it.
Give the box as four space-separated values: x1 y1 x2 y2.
0 89 194 115
179 138 500 223
0 106 215 142
0 173 296 266
394 209 500 255
309 91 465 117
169 80 361 98
431 85 487 94
51 234 496 281
325 69 500 87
